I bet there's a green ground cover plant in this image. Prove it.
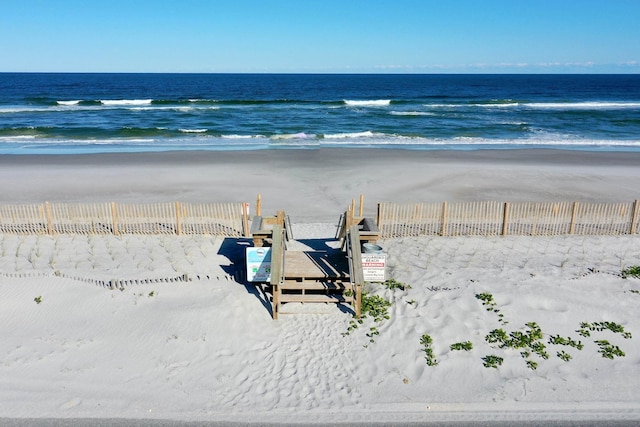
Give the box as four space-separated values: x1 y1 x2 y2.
622 265 640 279
557 350 572 362
343 288 392 346
485 322 549 369
595 340 626 359
475 292 508 324
384 278 411 291
420 292 634 369
450 341 473 351
345 277 414 344
482 355 503 368
421 334 438 366
577 321 632 339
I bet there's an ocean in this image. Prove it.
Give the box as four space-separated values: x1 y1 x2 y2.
1 73 639 154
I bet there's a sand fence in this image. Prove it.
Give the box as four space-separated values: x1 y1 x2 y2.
377 200 640 238
0 201 249 237
1 199 640 239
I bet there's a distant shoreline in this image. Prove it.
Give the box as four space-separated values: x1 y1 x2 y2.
3 146 640 166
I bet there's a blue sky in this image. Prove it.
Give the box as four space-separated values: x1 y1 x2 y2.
2 0 639 73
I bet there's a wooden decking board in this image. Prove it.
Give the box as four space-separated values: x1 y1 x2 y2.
278 294 354 303
281 281 351 291
284 250 350 280
266 223 362 318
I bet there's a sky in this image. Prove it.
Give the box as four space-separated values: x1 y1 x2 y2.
1 0 639 73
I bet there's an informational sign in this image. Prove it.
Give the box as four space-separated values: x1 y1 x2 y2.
246 247 272 282
362 253 386 282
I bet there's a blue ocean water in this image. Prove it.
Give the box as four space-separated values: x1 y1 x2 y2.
1 73 639 154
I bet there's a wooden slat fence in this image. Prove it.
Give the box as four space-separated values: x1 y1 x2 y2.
378 200 640 238
443 201 504 236
50 202 113 234
375 202 444 237
179 202 249 236
0 202 248 237
505 202 574 236
0 204 48 235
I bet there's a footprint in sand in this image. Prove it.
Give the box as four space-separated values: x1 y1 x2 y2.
59 398 82 410
524 295 569 312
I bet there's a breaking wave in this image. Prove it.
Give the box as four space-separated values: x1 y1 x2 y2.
100 99 153 106
344 100 391 107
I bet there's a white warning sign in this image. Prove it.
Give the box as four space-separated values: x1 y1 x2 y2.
362 253 386 282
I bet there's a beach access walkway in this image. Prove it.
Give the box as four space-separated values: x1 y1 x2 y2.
250 210 380 319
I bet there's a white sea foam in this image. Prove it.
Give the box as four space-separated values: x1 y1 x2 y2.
56 100 81 106
2 134 640 155
323 131 376 139
0 135 37 141
344 100 391 107
178 128 208 133
100 99 153 106
446 136 640 147
482 103 521 108
427 101 640 110
0 107 51 113
271 132 314 140
222 134 264 139
2 105 105 114
390 111 436 116
524 101 640 109
427 103 520 109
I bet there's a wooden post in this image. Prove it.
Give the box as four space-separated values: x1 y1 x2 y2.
272 284 279 320
270 224 284 320
349 224 365 318
242 203 250 237
569 202 579 235
37 204 44 235
502 202 510 236
441 201 448 236
376 203 382 229
355 283 363 318
359 194 364 218
175 202 182 235
256 194 262 217
630 199 639 235
111 202 119 236
45 202 53 235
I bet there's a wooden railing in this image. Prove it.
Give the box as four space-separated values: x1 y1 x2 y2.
269 224 286 319
0 201 249 237
377 200 640 238
347 225 364 318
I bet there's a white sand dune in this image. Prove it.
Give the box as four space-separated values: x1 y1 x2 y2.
1 149 640 423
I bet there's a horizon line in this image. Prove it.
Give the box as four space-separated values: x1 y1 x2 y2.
2 71 640 75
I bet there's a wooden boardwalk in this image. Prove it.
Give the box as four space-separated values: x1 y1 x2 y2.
276 249 354 314
249 210 373 319
284 250 349 281
261 219 365 319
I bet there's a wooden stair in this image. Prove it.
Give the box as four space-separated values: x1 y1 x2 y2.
278 279 355 304
267 221 365 320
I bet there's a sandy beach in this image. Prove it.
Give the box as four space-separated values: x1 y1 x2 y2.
1 148 640 424
2 148 640 221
